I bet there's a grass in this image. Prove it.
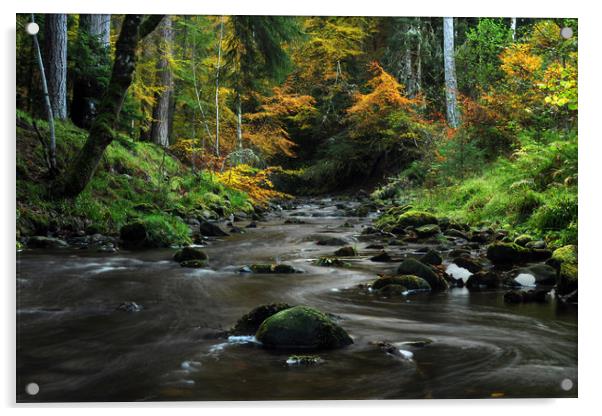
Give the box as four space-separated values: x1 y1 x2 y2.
16 112 252 246
373 129 578 247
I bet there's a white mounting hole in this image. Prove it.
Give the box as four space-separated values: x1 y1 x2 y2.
560 27 573 39
25 22 40 36
560 378 573 391
25 382 39 395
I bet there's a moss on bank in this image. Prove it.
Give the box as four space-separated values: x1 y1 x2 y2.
16 112 252 246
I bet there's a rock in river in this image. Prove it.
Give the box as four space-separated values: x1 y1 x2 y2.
397 258 448 291
256 306 353 350
372 275 431 292
26 236 69 249
173 246 208 263
231 303 292 335
334 246 357 257
199 219 229 237
420 249 443 266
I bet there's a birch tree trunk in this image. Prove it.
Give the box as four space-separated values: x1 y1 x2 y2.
150 15 173 147
236 93 243 149
55 15 163 198
443 17 460 128
44 14 68 120
72 14 112 128
510 18 517 41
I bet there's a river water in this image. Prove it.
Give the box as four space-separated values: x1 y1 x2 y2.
16 199 577 402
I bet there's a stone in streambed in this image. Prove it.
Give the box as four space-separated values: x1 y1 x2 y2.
334 246 357 257
420 250 442 266
199 219 229 237
249 263 299 274
370 251 393 262
486 242 531 265
395 210 439 228
173 246 208 263
256 306 353 350
415 224 441 238
397 258 448 291
466 271 502 289
180 259 208 268
26 236 69 249
452 256 483 273
231 303 292 335
372 275 431 292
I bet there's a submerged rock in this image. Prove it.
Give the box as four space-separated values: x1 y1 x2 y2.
286 355 323 366
503 289 549 304
256 306 353 350
370 251 393 262
231 303 292 335
334 246 357 257
173 246 208 263
315 256 348 267
373 275 431 291
249 264 299 274
116 301 143 312
26 236 69 249
466 271 502 289
397 258 448 291
180 259 208 268
315 235 349 246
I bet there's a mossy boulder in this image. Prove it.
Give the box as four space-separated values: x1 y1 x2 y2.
373 275 431 291
397 258 448 291
415 224 441 238
173 246 208 263
547 245 578 296
256 306 353 350
334 246 357 257
486 242 531 265
231 303 292 335
549 245 577 268
396 210 439 228
420 250 442 266
514 234 534 247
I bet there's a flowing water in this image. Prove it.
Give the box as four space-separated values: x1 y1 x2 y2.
16 199 577 402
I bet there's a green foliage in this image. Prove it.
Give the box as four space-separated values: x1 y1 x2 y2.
457 19 513 96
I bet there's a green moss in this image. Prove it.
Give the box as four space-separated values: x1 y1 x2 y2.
255 305 353 349
486 242 531 265
397 258 448 291
231 303 292 335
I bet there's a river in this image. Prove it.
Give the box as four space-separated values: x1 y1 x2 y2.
16 198 578 401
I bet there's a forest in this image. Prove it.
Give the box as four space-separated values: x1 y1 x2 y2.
16 14 578 401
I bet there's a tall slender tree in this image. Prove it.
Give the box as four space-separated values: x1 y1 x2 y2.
44 14 68 120
55 15 164 197
443 17 460 128
150 15 174 147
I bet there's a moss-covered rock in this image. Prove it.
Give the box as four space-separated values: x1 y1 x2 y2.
373 275 431 291
549 245 577 267
377 284 407 296
396 210 439 228
486 242 531 265
396 258 448 291
547 245 578 296
514 234 534 247
231 303 292 335
415 224 441 238
256 306 353 349
173 246 208 263
420 250 443 266
334 246 357 257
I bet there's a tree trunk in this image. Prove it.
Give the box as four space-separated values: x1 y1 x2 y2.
55 15 164 198
72 14 112 128
150 16 173 147
236 93 243 149
44 14 67 120
443 17 460 128
214 16 225 157
510 18 517 41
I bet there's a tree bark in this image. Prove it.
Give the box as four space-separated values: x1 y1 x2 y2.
214 16 225 157
44 14 68 120
55 15 164 198
72 14 112 128
443 17 460 128
236 92 243 149
150 16 173 147
510 18 517 41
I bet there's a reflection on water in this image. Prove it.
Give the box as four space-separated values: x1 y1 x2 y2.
16 200 577 401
